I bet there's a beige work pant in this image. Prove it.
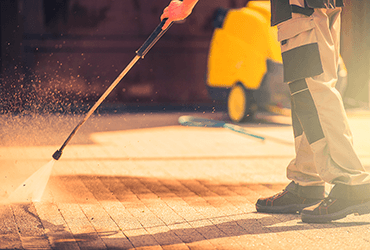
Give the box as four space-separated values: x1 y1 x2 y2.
277 8 370 187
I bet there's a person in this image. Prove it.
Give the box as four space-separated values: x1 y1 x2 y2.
161 0 370 223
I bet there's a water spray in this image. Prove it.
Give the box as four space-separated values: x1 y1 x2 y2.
8 15 177 203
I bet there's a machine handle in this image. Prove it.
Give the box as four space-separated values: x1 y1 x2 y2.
136 0 183 58
136 18 170 58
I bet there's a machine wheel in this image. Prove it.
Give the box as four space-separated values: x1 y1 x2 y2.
227 83 254 122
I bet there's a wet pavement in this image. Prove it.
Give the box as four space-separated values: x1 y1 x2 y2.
1 109 370 249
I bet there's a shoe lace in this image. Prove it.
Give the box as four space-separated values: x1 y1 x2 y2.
270 190 288 200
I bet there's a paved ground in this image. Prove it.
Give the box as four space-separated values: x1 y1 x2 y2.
1 110 370 249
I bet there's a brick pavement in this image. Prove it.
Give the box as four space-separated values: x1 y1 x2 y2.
1 111 370 249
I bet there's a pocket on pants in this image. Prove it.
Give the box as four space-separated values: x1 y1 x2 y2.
278 16 323 82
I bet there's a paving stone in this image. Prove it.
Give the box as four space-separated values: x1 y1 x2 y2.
10 203 51 249
0 205 23 249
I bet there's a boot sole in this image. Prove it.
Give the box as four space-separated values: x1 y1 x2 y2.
256 202 320 214
301 200 370 223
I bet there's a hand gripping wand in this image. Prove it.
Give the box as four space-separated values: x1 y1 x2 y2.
52 17 175 161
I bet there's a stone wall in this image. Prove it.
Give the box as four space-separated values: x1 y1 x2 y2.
14 0 249 110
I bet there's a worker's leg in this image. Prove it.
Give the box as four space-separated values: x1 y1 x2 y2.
287 8 370 186
286 99 324 186
256 8 370 218
282 7 370 222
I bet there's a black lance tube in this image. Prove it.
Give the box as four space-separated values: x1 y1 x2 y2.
52 16 175 160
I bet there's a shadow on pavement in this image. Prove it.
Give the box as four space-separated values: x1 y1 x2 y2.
40 215 370 249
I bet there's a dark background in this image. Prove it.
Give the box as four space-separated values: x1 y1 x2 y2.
0 0 369 113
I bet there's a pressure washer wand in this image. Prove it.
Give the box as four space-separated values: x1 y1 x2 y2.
52 18 173 161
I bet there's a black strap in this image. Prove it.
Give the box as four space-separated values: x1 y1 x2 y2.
291 4 314 16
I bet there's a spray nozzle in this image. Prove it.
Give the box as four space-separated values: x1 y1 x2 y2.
52 150 62 160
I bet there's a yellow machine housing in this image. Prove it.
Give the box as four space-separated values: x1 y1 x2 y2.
206 1 284 122
208 1 281 89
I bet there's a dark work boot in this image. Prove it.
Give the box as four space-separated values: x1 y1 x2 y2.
302 183 370 223
256 181 325 214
